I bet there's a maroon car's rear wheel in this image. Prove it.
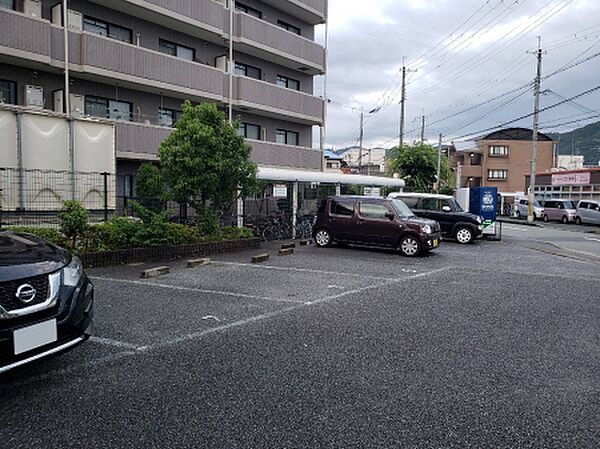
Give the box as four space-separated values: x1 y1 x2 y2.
314 229 332 247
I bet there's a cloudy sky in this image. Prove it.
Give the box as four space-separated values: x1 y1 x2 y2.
316 0 600 151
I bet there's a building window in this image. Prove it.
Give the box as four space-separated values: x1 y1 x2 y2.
159 39 195 61
85 96 132 121
276 129 299 146
83 17 132 43
237 123 261 140
158 108 182 127
235 2 262 19
277 75 300 91
0 79 17 104
489 145 509 157
235 62 262 80
488 169 508 180
277 20 301 35
0 0 15 10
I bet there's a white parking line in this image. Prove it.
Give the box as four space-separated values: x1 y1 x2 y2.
91 336 145 351
145 267 450 352
89 276 301 304
213 261 407 281
585 237 600 243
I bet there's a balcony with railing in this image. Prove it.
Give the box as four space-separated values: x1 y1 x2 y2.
246 139 322 171
233 76 323 125
77 32 226 101
261 0 326 25
115 123 321 171
235 12 325 74
88 0 225 37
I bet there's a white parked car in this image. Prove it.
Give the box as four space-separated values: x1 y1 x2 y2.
515 198 544 220
575 200 600 225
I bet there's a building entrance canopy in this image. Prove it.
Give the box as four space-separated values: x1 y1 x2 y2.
257 167 405 188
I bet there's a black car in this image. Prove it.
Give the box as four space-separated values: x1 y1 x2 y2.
0 231 93 374
313 196 441 257
388 193 483 244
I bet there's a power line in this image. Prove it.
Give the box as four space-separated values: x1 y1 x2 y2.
450 84 600 141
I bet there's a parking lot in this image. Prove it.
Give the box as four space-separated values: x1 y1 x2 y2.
1 225 599 449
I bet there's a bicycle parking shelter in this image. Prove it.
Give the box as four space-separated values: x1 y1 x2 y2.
239 167 406 239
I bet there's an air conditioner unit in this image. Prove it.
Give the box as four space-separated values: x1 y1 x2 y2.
70 94 85 116
23 0 42 19
25 85 44 109
50 5 83 31
68 10 83 31
53 89 64 113
51 3 61 25
215 55 229 72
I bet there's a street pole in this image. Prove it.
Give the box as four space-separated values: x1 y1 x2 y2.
358 110 364 169
399 65 406 149
420 115 425 145
320 0 329 172
527 37 543 224
62 0 70 115
228 0 234 123
436 133 442 192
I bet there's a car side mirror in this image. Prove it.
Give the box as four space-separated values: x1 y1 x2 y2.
442 206 452 212
385 212 395 221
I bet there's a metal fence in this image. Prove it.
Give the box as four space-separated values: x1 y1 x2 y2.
0 168 321 241
0 168 114 228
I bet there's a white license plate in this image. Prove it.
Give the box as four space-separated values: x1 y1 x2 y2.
13 319 57 355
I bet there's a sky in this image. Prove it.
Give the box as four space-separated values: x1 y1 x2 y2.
315 0 600 152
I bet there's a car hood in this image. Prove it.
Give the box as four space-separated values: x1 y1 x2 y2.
404 216 438 227
0 232 69 282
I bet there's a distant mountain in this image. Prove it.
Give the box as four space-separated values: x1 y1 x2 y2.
549 121 600 165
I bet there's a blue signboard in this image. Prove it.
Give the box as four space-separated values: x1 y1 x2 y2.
469 187 497 221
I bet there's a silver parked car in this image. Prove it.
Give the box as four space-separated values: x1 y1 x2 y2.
541 199 577 223
515 198 544 220
575 200 600 225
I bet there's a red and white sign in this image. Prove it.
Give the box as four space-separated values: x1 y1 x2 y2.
551 172 591 186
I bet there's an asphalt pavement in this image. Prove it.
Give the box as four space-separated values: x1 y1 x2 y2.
1 228 599 449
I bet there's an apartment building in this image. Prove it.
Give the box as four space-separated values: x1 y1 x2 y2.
451 128 555 194
0 0 326 198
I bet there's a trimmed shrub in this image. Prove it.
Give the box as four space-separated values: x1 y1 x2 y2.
59 200 88 246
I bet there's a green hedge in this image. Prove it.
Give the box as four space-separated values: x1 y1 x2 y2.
8 220 254 254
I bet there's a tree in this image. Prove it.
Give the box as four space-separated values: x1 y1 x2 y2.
135 163 164 213
58 200 88 247
158 101 259 232
387 143 453 193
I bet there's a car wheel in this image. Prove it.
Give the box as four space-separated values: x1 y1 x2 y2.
399 235 421 257
575 216 582 225
314 229 332 247
455 227 474 244
543 214 549 222
561 216 568 224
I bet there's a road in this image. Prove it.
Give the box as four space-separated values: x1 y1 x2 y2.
501 220 600 260
1 228 599 449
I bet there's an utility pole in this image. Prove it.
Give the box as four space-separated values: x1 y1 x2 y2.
436 133 442 192
358 109 364 169
319 0 329 172
399 65 406 149
228 0 234 123
420 115 426 145
527 37 543 224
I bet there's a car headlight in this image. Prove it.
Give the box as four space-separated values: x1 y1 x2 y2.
421 224 433 234
63 256 83 287
476 216 483 224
